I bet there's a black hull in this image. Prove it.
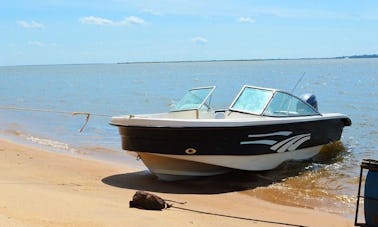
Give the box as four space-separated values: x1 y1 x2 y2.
114 118 348 156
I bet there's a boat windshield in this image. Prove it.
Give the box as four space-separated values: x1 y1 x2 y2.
230 86 273 115
170 86 215 112
263 91 320 116
230 86 320 116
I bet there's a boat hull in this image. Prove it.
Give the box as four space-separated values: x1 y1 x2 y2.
112 116 350 180
137 145 322 180
115 118 347 156
138 153 231 181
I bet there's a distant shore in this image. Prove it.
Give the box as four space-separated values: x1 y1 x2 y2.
1 54 377 68
117 54 378 65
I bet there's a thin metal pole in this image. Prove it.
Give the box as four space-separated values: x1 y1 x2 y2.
355 164 364 226
291 72 306 93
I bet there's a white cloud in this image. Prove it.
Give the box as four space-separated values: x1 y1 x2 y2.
18 20 44 29
192 36 208 45
79 16 146 26
125 16 146 25
237 17 255 23
28 41 56 47
28 41 44 47
141 8 163 16
79 16 114 25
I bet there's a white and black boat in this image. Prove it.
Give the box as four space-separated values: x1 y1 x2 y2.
110 85 351 180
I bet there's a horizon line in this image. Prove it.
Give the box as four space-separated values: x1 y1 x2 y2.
1 54 377 67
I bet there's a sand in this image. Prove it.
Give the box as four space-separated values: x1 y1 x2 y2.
0 138 353 226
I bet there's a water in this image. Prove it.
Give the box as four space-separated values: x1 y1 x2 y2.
1 59 377 217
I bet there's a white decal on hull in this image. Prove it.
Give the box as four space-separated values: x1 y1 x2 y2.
241 131 311 153
240 140 277 145
271 134 311 153
247 131 292 137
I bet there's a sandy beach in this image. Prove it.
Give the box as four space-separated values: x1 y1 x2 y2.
0 138 353 227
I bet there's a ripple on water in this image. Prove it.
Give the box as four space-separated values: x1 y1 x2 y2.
242 141 358 217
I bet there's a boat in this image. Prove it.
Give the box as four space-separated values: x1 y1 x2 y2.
110 85 351 180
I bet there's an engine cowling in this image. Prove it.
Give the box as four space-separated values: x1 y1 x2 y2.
300 93 318 110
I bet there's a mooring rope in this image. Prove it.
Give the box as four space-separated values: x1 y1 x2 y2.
0 105 113 132
0 105 111 117
170 205 306 227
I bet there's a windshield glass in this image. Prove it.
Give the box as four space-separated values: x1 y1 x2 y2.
170 86 215 111
230 87 273 115
263 92 319 116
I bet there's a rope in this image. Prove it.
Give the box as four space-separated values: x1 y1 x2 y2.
0 105 113 132
171 205 306 227
0 106 111 117
72 112 91 132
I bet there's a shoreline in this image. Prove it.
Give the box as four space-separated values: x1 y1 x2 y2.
0 138 353 226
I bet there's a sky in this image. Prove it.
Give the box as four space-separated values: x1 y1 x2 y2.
1 0 378 66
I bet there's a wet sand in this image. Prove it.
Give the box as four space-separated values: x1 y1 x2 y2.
0 138 353 226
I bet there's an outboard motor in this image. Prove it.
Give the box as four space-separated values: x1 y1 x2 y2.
300 93 318 110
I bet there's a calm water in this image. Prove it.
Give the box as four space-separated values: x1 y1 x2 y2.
1 59 377 217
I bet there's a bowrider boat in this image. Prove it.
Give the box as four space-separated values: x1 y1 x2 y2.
110 85 351 180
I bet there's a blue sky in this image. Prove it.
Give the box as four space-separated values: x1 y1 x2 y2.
1 0 378 66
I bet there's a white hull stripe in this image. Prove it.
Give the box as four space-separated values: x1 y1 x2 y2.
287 136 311 152
248 131 292 138
241 132 311 153
271 134 311 153
142 145 323 171
240 140 277 145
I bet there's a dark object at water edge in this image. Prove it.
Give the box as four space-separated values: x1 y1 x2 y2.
355 159 378 227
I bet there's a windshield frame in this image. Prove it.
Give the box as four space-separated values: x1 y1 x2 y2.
229 85 321 117
229 85 275 115
170 86 216 112
263 90 321 117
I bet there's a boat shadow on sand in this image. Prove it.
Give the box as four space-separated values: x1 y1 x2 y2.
101 167 298 195
102 143 347 195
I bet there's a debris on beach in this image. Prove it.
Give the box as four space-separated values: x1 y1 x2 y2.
129 191 171 211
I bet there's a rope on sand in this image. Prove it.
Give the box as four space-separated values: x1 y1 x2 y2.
130 191 305 226
0 105 112 132
171 205 306 227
